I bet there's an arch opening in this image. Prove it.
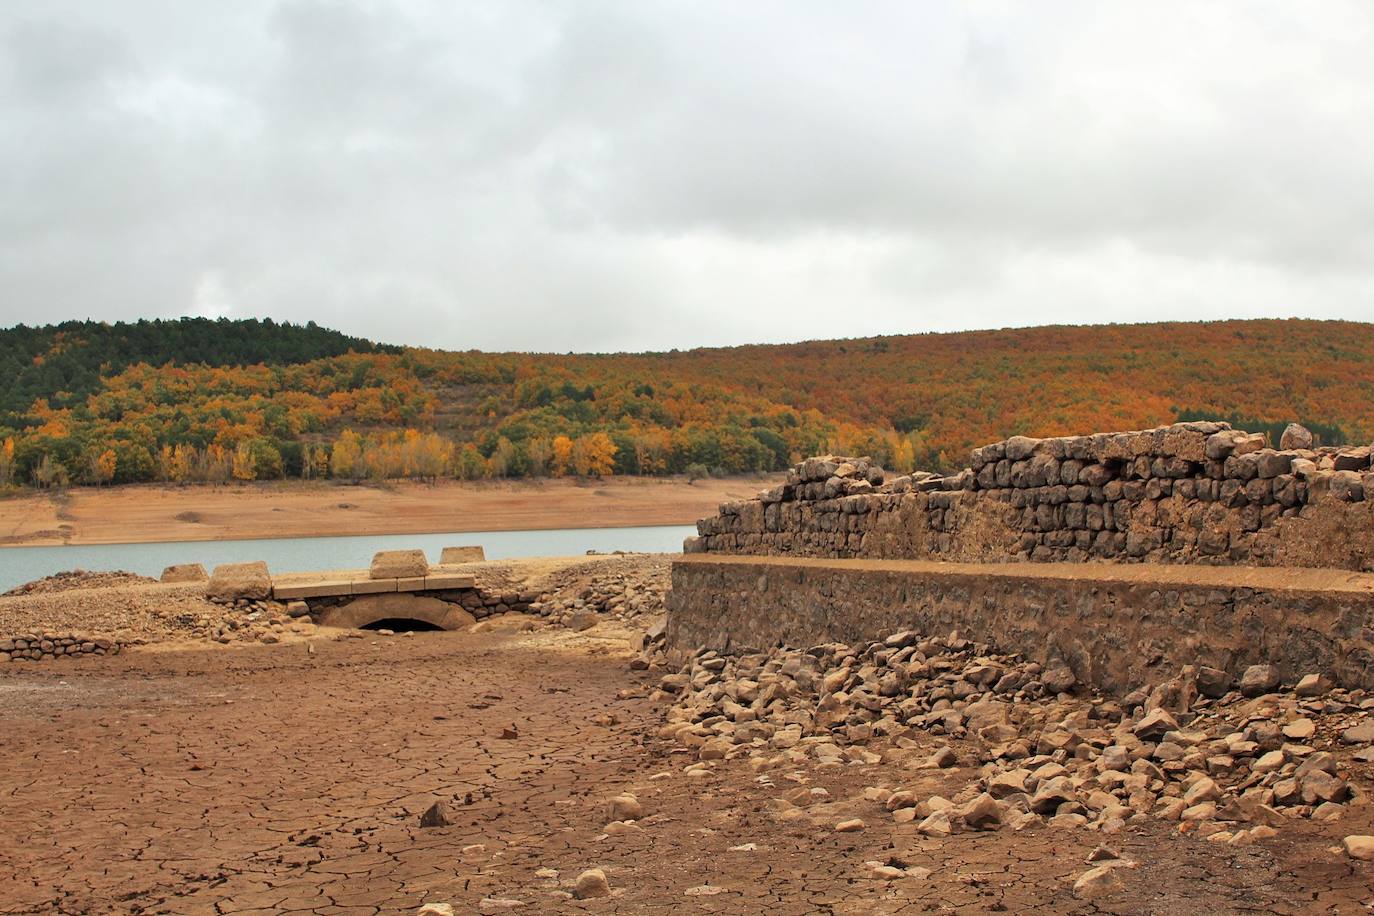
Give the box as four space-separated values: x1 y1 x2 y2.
360 617 444 633
316 594 475 632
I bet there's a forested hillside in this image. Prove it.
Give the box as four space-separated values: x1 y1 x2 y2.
0 318 1369 489
0 319 396 417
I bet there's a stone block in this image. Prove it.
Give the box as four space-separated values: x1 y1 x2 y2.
273 579 353 599
424 573 476 591
160 563 208 583
439 545 486 564
370 549 429 579
206 562 272 601
352 578 399 595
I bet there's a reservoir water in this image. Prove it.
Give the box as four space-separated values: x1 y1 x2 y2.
0 525 695 593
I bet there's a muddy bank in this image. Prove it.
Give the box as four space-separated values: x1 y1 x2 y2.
0 475 769 547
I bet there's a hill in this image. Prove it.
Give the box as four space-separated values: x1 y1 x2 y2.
0 318 397 418
0 318 1369 488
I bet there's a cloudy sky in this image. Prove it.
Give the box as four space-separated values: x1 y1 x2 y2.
3 2 1374 352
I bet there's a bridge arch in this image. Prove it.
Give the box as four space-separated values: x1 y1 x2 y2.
315 594 476 631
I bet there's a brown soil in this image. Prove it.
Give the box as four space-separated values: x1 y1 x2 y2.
1 625 1370 914
0 476 769 548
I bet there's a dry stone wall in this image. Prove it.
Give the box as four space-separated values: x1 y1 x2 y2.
2 633 121 662
688 422 1374 571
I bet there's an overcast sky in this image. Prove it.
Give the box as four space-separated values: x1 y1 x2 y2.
3 2 1374 352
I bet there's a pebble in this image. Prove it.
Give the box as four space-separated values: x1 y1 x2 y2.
835 818 866 832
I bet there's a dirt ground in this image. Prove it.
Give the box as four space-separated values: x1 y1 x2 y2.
2 624 1371 915
0 476 769 547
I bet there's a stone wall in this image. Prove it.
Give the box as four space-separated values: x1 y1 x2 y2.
666 555 1374 692
688 422 1374 571
2 633 121 662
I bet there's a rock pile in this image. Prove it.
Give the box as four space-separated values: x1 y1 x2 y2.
530 565 668 630
652 629 1373 841
2 633 120 662
160 599 318 645
2 570 155 597
690 422 1374 569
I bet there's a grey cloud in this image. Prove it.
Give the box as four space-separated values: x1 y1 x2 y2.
1 1 1373 352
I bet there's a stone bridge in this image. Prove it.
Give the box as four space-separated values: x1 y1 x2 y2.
211 547 534 631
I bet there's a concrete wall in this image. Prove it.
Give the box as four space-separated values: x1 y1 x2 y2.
688 422 1374 571
667 555 1374 691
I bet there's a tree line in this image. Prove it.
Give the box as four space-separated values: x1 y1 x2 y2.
2 317 1369 491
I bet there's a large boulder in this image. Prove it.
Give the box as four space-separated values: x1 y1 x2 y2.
206 561 271 601
160 563 208 583
439 545 485 564
370 549 428 579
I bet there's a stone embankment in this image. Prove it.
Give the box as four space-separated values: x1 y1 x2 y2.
688 421 1374 570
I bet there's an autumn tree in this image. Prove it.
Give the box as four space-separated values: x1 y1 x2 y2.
92 449 117 485
526 437 552 477
331 429 362 481
232 440 257 481
170 444 193 483
487 437 519 478
0 438 13 487
453 443 487 480
571 432 617 477
405 431 451 480
551 435 573 477
33 454 66 489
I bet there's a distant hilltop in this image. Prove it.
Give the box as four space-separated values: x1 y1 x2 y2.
0 317 1369 489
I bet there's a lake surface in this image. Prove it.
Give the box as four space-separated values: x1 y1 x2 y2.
0 525 695 593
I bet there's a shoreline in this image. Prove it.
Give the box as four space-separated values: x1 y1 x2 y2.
0 519 694 551
0 475 768 549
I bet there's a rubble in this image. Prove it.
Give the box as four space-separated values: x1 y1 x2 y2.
648 625 1374 841
529 561 668 628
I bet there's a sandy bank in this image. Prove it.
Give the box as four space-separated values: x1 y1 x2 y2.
0 475 769 547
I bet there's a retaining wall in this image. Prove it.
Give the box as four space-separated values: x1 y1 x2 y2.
667 555 1374 691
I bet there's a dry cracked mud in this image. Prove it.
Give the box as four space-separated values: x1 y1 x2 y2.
2 626 1372 915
